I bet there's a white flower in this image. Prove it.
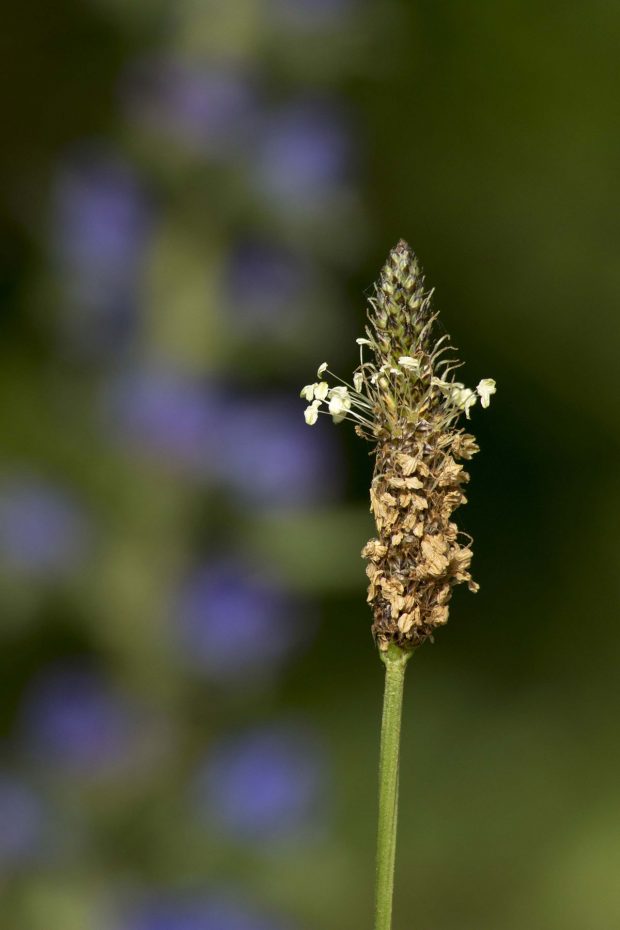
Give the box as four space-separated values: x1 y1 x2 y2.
329 386 349 398
328 387 351 423
433 378 477 418
451 385 478 419
353 372 364 392
317 362 328 378
304 400 321 425
301 381 329 402
476 378 496 408
356 338 371 346
398 356 421 374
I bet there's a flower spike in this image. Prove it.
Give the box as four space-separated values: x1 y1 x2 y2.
300 240 496 651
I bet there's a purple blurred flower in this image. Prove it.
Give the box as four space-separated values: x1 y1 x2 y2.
270 0 359 29
194 723 325 842
0 478 88 577
113 891 293 930
105 372 340 505
103 369 223 478
22 665 143 776
123 58 259 156
223 239 308 331
255 101 352 206
53 146 150 354
220 396 341 507
172 560 312 682
0 774 44 867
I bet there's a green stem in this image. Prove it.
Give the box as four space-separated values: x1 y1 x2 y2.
374 643 412 930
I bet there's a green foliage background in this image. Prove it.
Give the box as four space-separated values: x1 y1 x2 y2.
1 1 619 928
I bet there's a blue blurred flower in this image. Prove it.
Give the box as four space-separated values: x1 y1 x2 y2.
123 58 259 157
0 478 89 577
22 665 143 776
255 100 352 206
223 239 308 332
193 723 325 842
270 0 359 30
53 146 150 355
105 372 340 504
172 560 313 682
220 395 341 507
103 369 223 478
113 891 293 930
0 774 45 867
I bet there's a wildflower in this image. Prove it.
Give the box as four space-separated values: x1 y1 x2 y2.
477 378 496 408
255 100 350 206
21 665 147 776
0 775 45 866
115 890 292 930
52 147 150 357
300 381 329 402
397 356 420 374
194 722 325 841
328 386 351 423
304 400 321 425
450 384 478 418
172 559 313 683
224 239 307 334
300 240 496 650
0 478 89 577
122 58 258 157
222 396 340 506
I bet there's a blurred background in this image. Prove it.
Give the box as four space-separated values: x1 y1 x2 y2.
1 1 620 928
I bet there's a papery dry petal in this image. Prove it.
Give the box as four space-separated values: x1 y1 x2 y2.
395 453 418 476
420 540 450 578
397 612 415 633
362 539 388 561
437 460 465 486
452 434 480 460
430 606 449 626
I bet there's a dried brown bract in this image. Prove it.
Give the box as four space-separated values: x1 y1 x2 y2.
301 241 496 652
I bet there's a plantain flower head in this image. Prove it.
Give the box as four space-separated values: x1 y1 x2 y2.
300 240 496 651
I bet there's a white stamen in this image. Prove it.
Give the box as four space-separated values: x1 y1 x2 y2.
476 378 496 408
329 388 351 424
304 400 321 425
451 386 477 419
398 356 421 374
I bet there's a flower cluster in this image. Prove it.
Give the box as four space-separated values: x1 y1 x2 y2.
302 363 495 431
301 362 368 426
301 241 496 650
